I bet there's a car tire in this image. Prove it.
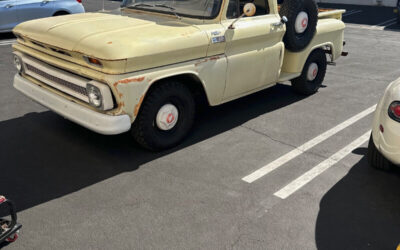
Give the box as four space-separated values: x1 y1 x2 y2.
53 11 69 16
367 134 392 171
279 0 318 52
131 81 195 151
291 49 327 95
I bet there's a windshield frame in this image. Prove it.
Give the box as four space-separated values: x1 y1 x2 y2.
121 0 223 20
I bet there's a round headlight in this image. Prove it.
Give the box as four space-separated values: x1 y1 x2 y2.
87 84 103 108
13 55 23 73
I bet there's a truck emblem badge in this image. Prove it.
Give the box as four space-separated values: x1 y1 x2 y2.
211 36 225 44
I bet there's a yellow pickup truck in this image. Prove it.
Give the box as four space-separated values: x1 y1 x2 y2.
11 0 346 150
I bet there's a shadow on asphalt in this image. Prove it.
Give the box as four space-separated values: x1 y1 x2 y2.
315 154 400 250
0 32 15 41
319 3 400 31
0 83 306 214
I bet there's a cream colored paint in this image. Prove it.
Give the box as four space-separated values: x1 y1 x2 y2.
372 77 400 165
12 0 346 127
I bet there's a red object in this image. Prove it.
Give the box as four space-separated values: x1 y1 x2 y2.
379 124 384 133
390 103 400 118
76 0 82 3
6 234 18 243
0 196 5 204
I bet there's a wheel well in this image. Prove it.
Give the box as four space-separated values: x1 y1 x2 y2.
146 74 210 108
53 11 70 16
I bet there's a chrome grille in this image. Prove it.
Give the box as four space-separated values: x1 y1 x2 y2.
25 63 88 97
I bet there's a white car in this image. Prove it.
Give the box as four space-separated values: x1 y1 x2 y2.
368 77 400 170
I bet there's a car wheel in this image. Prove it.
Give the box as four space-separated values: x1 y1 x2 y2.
53 11 69 16
279 0 318 52
131 81 195 151
291 49 327 95
367 134 392 171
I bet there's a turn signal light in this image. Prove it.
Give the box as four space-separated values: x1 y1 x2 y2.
388 101 400 122
84 56 102 67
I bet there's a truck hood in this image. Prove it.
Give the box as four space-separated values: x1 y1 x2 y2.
13 12 210 72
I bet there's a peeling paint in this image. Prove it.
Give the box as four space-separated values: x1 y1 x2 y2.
115 76 145 85
134 95 145 117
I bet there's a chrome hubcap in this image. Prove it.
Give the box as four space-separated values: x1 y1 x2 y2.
155 104 179 131
307 63 319 81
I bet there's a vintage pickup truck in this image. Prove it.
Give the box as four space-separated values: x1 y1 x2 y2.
12 0 346 150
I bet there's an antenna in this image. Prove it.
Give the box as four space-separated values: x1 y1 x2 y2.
102 0 105 11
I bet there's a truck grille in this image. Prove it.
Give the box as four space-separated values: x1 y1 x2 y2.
21 55 90 103
25 64 88 97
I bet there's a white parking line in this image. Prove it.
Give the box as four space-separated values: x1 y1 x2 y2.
274 131 371 199
342 10 363 17
0 39 16 46
242 105 376 183
375 18 397 27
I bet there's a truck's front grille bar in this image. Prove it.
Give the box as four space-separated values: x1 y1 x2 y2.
20 54 90 103
25 64 88 97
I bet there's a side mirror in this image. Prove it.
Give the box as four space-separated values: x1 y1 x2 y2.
228 3 256 29
243 3 256 17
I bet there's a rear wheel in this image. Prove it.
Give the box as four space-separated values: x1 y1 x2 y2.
291 49 327 95
131 81 195 151
53 11 69 16
367 134 392 171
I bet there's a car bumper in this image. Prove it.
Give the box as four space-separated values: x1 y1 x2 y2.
14 74 131 135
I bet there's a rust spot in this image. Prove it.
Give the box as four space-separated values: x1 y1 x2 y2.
195 59 208 67
119 102 125 107
118 93 123 98
134 95 145 117
116 76 145 85
107 41 113 44
209 56 220 61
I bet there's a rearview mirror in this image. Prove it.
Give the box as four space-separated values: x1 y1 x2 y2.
243 3 256 17
228 3 256 29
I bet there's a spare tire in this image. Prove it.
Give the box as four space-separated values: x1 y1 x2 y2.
279 0 318 52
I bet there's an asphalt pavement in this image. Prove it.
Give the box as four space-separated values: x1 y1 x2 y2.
0 2 400 249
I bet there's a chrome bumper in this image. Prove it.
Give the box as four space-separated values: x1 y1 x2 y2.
14 74 131 135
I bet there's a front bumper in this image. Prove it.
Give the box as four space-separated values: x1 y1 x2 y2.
14 74 131 135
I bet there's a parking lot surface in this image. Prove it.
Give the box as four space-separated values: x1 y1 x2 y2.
1 2 400 249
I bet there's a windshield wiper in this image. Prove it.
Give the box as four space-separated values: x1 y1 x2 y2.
154 4 181 19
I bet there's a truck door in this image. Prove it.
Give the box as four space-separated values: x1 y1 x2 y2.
222 0 285 100
0 0 17 32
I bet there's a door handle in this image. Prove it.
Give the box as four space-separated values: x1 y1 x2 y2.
5 4 14 8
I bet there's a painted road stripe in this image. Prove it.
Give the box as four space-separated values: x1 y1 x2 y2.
342 10 363 17
242 105 376 183
0 39 16 46
274 131 371 199
375 18 397 27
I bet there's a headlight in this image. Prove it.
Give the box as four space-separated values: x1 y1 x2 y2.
388 101 400 122
87 84 103 108
13 55 23 73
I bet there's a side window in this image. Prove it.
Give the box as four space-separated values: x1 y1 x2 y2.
226 0 239 19
227 0 270 19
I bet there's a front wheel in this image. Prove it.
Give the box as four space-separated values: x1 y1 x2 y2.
131 81 195 151
291 49 327 95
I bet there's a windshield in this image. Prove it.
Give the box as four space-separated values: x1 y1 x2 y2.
121 0 223 19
